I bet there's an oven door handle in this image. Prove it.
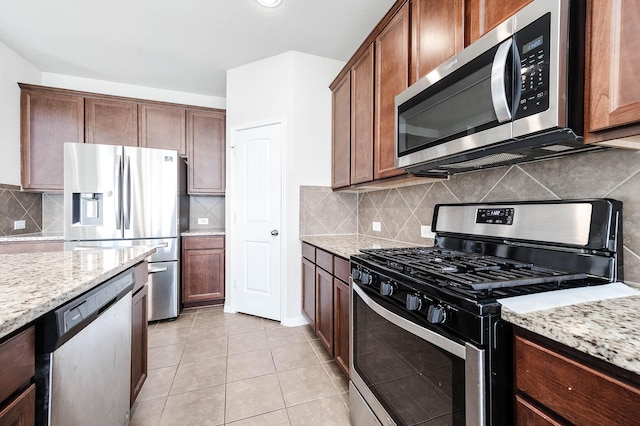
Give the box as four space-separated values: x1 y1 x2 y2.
352 284 466 358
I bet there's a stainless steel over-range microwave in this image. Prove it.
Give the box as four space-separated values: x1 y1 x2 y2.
395 0 600 175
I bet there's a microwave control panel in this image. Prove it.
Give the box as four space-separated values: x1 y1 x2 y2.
514 13 551 119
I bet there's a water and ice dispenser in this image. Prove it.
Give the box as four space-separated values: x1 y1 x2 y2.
71 193 104 226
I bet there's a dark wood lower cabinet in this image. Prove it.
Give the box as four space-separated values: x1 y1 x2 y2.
301 257 316 329
0 326 35 426
315 267 334 355
514 328 640 425
0 383 35 426
333 278 350 376
182 236 225 307
131 283 148 406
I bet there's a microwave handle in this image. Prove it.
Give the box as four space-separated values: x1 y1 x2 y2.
490 38 513 123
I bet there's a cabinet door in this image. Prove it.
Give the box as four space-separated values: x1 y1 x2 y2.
301 257 316 328
139 104 186 156
85 98 138 147
411 0 464 82
186 110 225 194
515 395 564 426
182 237 225 306
130 285 148 406
20 89 84 191
331 72 351 189
315 266 334 355
350 44 375 185
0 383 35 426
465 0 532 45
374 3 409 180
585 0 640 143
334 278 350 377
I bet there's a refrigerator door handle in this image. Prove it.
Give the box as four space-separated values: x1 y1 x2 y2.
123 155 131 230
115 154 123 230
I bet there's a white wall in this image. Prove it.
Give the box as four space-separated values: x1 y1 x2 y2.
0 41 41 186
226 51 344 326
42 73 226 109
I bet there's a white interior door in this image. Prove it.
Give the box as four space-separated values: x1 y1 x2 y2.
232 122 282 321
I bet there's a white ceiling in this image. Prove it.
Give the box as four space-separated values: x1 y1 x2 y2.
0 0 395 98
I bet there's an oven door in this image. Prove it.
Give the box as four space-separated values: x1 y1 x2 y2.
350 283 485 426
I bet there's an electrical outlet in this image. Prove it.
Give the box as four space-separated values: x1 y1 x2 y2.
421 225 435 238
197 218 209 225
372 221 381 232
14 220 26 230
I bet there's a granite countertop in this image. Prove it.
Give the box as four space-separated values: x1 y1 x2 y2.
182 229 225 237
0 246 155 340
300 234 420 259
502 294 640 375
0 233 65 242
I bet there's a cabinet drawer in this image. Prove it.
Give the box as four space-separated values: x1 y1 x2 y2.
302 242 316 262
515 395 564 426
0 327 35 404
182 235 224 250
316 249 333 273
515 334 640 425
334 256 350 283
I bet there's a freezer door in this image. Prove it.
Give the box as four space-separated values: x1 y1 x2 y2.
124 146 179 239
64 143 123 241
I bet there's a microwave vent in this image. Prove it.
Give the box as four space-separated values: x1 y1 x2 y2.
447 153 526 169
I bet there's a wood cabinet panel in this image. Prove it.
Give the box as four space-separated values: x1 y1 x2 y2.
333 256 350 283
301 242 316 262
131 284 148 406
515 395 564 426
331 73 351 189
465 0 532 45
139 104 186 156
333 278 350 377
374 3 409 180
315 266 334 355
186 110 225 194
85 98 138 146
0 327 35 404
515 333 640 425
0 383 35 426
182 236 225 306
316 249 334 274
350 44 375 185
20 89 84 191
585 0 640 144
301 257 316 329
410 0 464 82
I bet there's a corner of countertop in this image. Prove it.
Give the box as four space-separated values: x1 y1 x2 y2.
182 229 226 237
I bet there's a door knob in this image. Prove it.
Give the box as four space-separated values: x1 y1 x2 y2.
271 230 279 236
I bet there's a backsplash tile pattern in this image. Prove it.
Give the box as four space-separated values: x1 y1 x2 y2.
189 196 225 230
0 184 42 236
358 149 640 284
300 186 357 235
42 194 64 234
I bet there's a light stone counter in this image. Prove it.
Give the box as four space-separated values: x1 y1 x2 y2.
181 229 225 237
502 295 640 375
300 234 420 259
0 233 64 242
0 246 155 340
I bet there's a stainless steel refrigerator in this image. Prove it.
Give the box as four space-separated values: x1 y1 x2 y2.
63 142 189 321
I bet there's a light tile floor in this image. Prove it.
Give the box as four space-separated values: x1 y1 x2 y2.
130 306 351 425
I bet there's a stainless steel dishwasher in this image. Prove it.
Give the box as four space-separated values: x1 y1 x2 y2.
36 268 135 426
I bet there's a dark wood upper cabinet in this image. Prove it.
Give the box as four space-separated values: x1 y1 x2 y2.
464 0 532 45
20 86 84 191
410 0 464 83
374 3 409 180
186 110 225 195
331 72 351 189
350 44 375 185
584 0 640 146
139 104 186 156
85 98 138 146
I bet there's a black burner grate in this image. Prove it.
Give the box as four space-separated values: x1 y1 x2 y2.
360 247 588 291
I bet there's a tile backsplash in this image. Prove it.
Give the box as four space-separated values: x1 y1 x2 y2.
299 186 357 235
189 196 225 230
301 148 640 284
0 184 43 236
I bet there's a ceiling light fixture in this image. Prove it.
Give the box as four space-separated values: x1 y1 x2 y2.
256 0 282 7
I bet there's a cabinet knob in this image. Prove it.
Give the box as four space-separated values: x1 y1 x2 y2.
271 229 279 236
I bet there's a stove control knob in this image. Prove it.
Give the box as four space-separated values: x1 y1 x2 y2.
427 305 447 324
360 271 373 285
379 280 397 296
406 294 422 311
351 268 361 281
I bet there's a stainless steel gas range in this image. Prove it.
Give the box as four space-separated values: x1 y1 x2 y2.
349 199 623 426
